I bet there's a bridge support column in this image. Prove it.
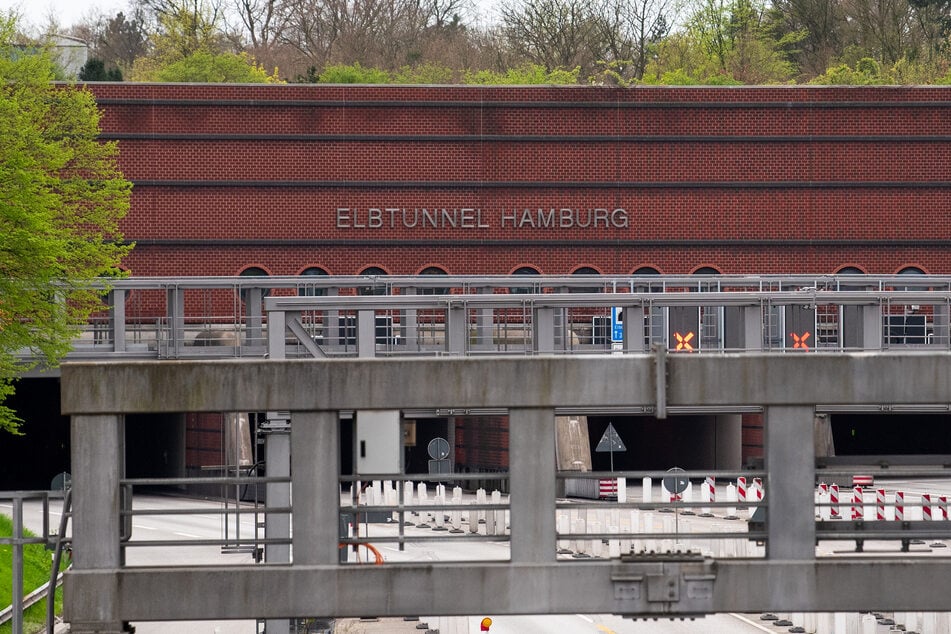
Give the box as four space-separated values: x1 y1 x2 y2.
292 412 340 565
67 414 130 633
765 406 815 560
509 408 556 563
265 427 291 634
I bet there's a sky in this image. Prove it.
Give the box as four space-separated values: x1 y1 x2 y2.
2 0 132 31
2 0 500 32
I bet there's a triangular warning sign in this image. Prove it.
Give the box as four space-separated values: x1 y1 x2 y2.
595 422 627 453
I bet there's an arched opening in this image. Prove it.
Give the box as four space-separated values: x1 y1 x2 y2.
299 267 329 297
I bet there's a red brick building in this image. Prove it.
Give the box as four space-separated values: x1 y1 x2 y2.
90 83 951 279
68 84 951 484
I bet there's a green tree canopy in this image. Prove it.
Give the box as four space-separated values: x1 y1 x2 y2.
152 50 282 83
0 13 132 434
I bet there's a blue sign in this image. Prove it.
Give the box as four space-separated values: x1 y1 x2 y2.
611 307 624 342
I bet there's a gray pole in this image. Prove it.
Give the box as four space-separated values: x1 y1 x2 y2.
13 497 23 634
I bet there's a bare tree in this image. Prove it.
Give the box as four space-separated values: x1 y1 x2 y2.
498 0 602 72
841 0 917 64
594 0 672 80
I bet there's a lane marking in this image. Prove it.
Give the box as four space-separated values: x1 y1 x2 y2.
575 614 593 623
173 531 203 538
595 625 616 634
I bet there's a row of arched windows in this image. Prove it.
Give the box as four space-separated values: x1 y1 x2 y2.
239 264 929 281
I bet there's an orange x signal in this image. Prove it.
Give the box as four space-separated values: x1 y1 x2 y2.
790 331 811 350
673 331 695 351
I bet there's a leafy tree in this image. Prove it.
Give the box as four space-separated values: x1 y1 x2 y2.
152 50 282 81
78 58 124 81
317 62 392 83
463 63 580 83
809 57 892 83
0 15 132 434
91 10 151 76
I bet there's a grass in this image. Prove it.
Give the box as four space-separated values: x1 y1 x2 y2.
0 514 67 634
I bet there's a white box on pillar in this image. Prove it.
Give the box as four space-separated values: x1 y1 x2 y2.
355 410 402 475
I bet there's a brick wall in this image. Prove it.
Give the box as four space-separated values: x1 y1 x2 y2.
84 83 951 277
84 82 951 470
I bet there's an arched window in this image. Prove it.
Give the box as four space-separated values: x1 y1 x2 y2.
836 266 864 275
419 266 449 295
510 266 540 294
897 266 927 292
299 267 329 297
358 266 388 296
239 266 270 301
570 266 600 293
632 266 662 292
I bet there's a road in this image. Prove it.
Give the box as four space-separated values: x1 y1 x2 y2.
2 484 948 633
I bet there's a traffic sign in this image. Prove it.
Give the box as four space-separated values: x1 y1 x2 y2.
595 423 626 453
427 437 450 460
663 467 688 495
611 307 623 342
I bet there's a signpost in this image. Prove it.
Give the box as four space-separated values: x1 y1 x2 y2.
595 422 626 472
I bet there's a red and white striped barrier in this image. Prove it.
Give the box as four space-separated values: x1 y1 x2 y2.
922 494 933 521
699 476 715 517
737 477 747 507
895 491 904 521
851 486 864 520
817 483 829 520
599 478 618 500
830 484 841 519
876 488 886 521
940 496 949 521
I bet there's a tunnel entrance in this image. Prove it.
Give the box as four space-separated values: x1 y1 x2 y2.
830 412 951 456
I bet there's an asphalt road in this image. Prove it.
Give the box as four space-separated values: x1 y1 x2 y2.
3 481 950 634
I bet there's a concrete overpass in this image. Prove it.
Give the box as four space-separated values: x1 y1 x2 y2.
60 352 951 632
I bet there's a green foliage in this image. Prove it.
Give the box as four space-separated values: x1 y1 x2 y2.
318 63 391 84
78 58 123 82
0 15 132 434
0 514 67 634
152 51 282 83
463 64 580 84
392 63 456 84
809 58 890 84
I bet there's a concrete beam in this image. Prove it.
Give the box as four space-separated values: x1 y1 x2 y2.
63 559 951 622
61 353 951 415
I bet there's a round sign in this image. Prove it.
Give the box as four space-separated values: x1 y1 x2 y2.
427 437 450 460
662 467 688 495
50 472 71 492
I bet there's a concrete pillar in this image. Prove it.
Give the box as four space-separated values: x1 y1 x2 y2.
621 305 647 352
67 414 128 633
765 406 816 560
357 309 376 358
403 286 418 350
509 408 556 563
714 414 742 469
267 309 286 359
245 287 264 348
534 307 555 354
291 411 340 565
265 428 291 634
166 287 185 357
109 290 126 352
447 304 467 354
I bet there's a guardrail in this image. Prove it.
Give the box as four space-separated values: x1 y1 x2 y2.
15 274 951 368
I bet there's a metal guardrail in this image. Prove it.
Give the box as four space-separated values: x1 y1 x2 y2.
14 274 951 368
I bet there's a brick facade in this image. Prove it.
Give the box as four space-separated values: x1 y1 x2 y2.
85 83 951 470
87 83 951 278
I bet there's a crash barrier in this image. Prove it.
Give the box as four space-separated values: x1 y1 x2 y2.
341 472 770 563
